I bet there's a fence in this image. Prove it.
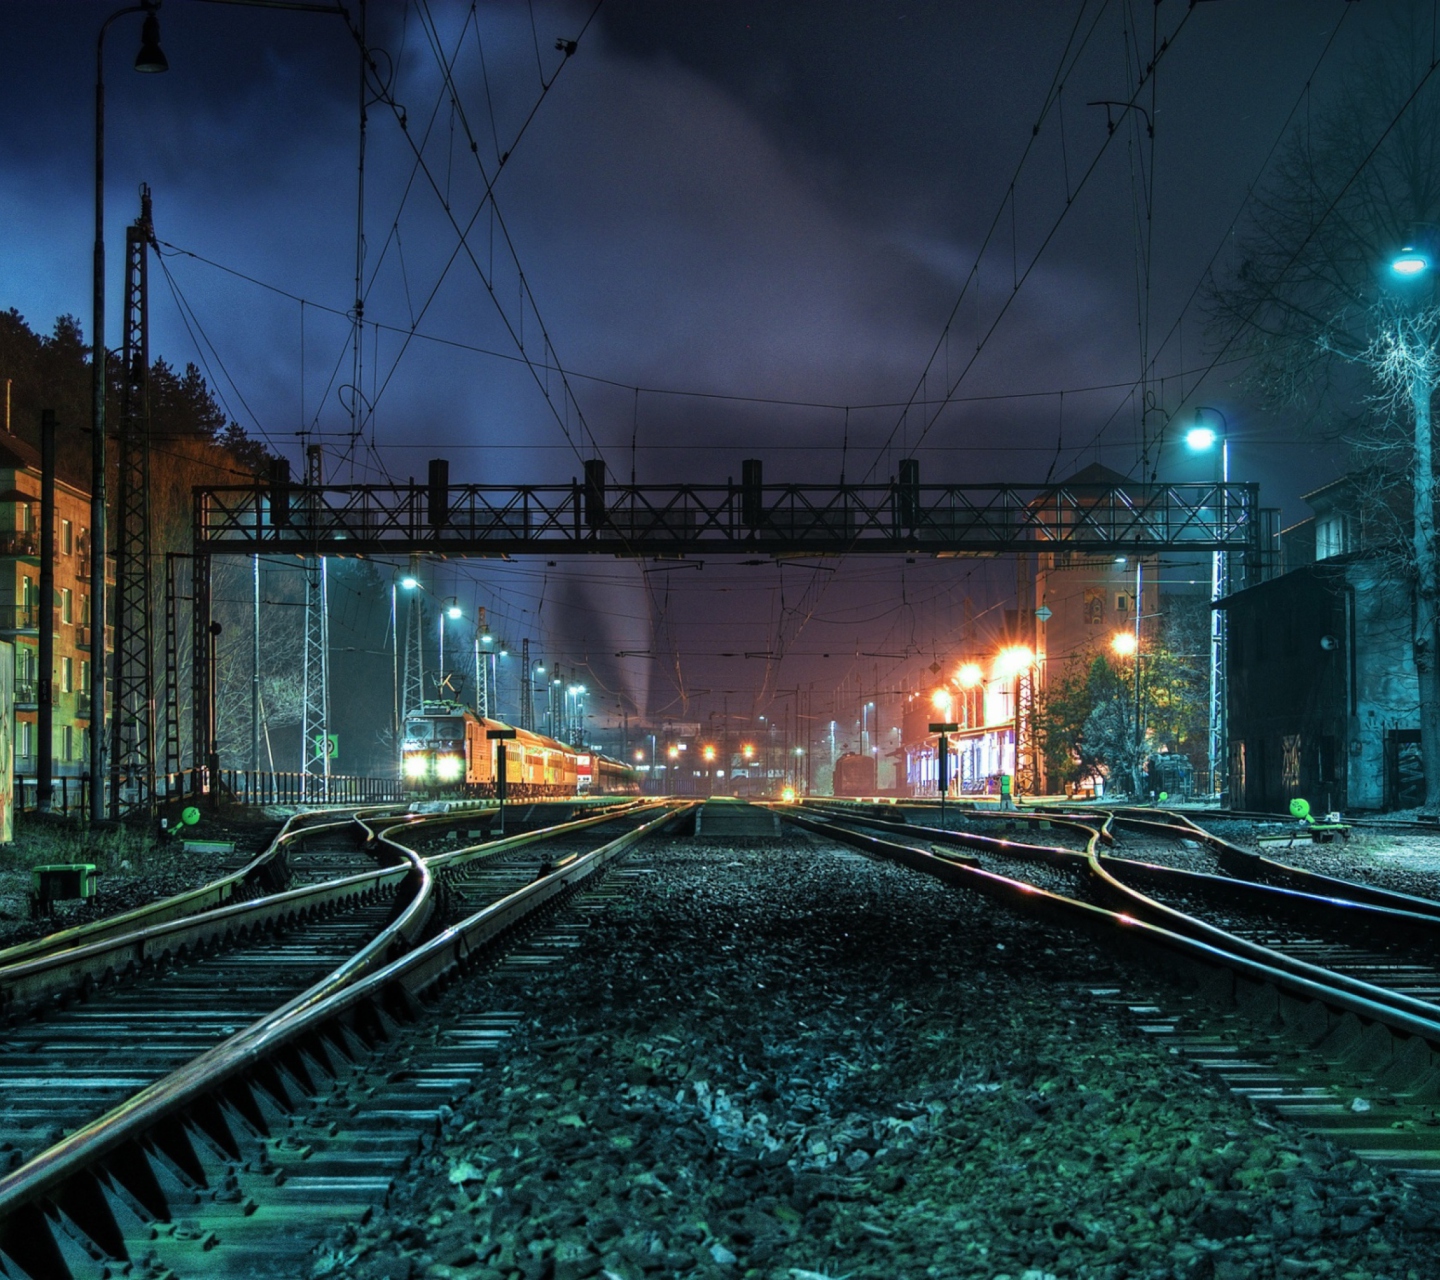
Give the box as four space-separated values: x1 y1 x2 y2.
11 770 409 819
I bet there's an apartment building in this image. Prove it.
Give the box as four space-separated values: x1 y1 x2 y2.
0 433 102 778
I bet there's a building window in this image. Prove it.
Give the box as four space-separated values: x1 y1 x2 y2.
60 519 72 556
61 725 73 762
61 656 73 694
20 574 32 625
1116 593 1130 613
1316 515 1347 560
59 587 72 625
80 593 90 628
17 720 31 761
81 659 90 693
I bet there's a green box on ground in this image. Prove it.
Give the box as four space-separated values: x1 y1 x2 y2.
31 863 97 900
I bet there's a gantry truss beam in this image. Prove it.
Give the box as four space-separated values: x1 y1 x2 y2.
196 479 1265 559
186 470 1274 789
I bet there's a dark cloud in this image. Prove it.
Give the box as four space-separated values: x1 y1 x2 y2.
2 0 1374 726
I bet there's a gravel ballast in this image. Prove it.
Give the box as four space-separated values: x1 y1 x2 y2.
325 829 1440 1280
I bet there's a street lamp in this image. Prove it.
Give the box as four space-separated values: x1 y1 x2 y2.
1188 406 1230 804
437 598 462 694
93 1 168 816
1393 245 1431 277
995 646 1034 804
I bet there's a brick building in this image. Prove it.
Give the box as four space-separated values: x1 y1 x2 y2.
0 433 102 779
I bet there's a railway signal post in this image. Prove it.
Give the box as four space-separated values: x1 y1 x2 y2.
930 722 959 829
487 728 517 834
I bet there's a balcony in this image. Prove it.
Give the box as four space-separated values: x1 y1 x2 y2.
14 680 36 708
0 606 39 635
0 532 40 559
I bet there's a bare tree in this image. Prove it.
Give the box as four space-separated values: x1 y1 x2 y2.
1208 6 1440 805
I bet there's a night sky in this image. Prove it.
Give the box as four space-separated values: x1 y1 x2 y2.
2 0 1383 739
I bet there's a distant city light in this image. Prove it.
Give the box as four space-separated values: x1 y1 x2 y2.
703 745 717 762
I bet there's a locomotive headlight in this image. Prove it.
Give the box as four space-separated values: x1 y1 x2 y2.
404 755 429 779
436 754 464 781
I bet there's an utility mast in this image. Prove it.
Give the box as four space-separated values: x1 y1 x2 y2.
300 445 330 797
401 571 425 724
520 638 532 730
111 185 157 817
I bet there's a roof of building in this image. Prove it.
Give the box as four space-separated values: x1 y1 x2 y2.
0 431 89 497
1060 461 1137 486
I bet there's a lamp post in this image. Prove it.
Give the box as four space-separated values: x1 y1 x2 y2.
1387 241 1440 811
437 598 461 696
92 2 167 820
1110 630 1145 798
1187 407 1230 805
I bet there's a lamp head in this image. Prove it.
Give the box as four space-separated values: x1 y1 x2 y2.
400 576 418 590
1392 246 1431 277
134 11 169 74
446 604 463 619
1111 631 1138 657
1185 425 1218 452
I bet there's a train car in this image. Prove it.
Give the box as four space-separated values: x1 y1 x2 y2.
590 753 641 796
401 702 581 798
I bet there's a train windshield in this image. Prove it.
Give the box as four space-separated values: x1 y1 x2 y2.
406 717 465 741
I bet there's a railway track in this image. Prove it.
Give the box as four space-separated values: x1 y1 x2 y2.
782 801 1440 1185
0 799 689 1278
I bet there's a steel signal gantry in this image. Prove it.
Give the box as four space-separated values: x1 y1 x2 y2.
184 460 1274 790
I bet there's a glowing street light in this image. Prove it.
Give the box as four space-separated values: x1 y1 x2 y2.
1111 631 1138 657
995 645 1034 679
931 688 953 713
957 662 983 688
1392 246 1431 277
702 745 717 762
400 575 419 590
1188 405 1230 803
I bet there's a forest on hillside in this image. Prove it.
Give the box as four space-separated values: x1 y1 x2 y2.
0 310 398 779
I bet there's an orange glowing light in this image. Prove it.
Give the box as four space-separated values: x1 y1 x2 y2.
1111 632 1138 657
995 646 1035 678
957 662 983 688
931 688 953 712
702 745 717 762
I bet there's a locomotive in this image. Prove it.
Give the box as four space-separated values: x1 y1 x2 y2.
401 702 639 797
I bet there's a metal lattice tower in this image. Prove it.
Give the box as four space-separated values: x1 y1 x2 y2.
520 638 532 730
402 592 426 722
300 447 330 797
111 186 156 817
1014 667 1036 797
162 553 189 786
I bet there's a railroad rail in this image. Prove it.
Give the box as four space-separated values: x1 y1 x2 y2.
0 800 689 1277
781 801 1440 1180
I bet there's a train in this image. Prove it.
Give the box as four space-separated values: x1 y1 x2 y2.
400 702 640 798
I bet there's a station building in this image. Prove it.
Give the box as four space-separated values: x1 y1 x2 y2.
0 431 102 782
1225 471 1417 812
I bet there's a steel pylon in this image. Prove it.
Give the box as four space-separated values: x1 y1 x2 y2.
111 186 156 817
